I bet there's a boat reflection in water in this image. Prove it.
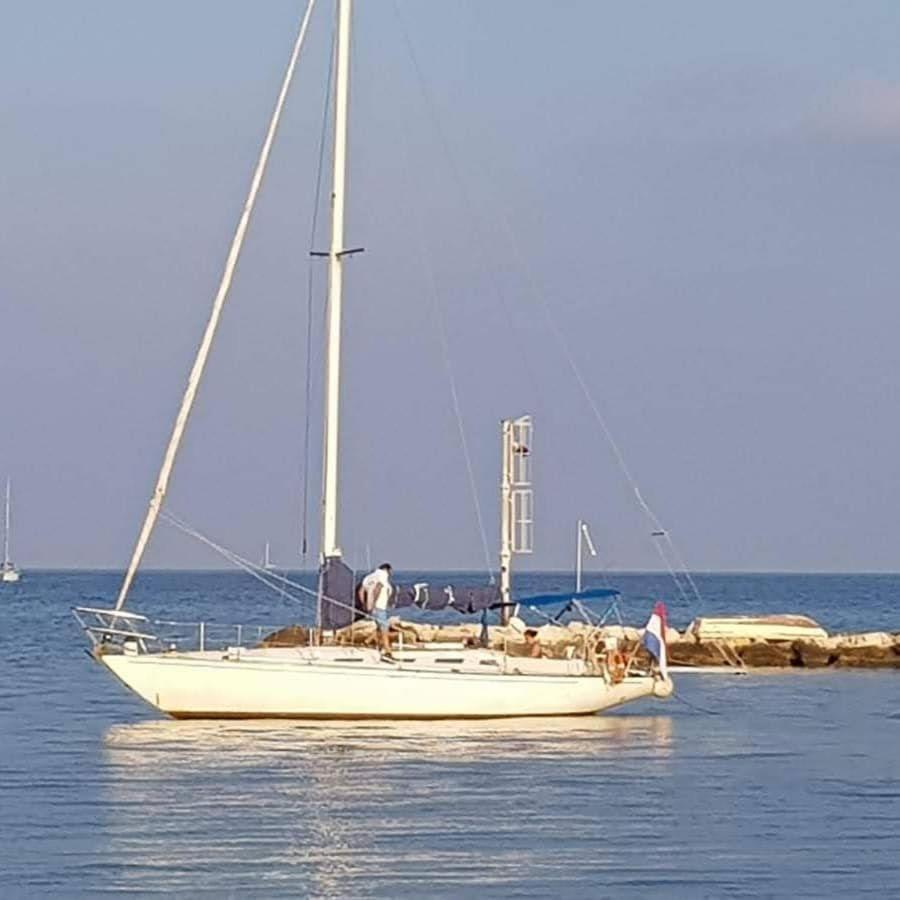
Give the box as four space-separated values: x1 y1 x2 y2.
100 715 673 896
104 714 675 766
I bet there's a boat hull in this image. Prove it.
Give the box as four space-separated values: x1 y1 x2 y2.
688 615 827 642
100 650 667 720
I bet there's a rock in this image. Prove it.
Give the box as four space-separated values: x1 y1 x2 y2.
435 624 482 643
737 641 794 667
506 640 533 658
665 626 683 644
507 616 527 634
532 624 584 657
391 619 421 643
805 636 841 651
327 617 900 670
490 625 531 648
334 620 376 645
536 624 573 644
834 632 894 649
395 621 436 643
791 640 836 668
598 625 641 643
668 641 730 667
835 645 900 668
260 625 309 647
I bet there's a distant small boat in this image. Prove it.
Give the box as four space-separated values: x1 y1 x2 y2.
1 478 21 584
262 541 276 571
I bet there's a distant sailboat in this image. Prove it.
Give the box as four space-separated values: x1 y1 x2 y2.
2 478 21 584
262 541 277 571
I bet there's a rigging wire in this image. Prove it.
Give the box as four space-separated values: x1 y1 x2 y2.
161 510 377 622
389 3 496 581
389 1 701 607
163 511 313 605
672 689 721 716
300 14 336 563
403 193 496 582
390 1 544 405
114 0 318 612
497 209 703 608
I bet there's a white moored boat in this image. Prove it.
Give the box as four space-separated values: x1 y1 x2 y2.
74 0 672 719
83 628 666 720
687 615 828 643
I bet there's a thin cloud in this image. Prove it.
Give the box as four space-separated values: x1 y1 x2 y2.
615 66 816 147
818 78 900 142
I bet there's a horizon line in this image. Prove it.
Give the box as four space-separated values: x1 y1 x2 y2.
13 566 900 577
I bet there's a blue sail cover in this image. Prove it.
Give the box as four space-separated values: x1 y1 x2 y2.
517 587 620 607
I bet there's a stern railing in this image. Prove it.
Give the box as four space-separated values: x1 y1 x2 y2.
72 607 306 655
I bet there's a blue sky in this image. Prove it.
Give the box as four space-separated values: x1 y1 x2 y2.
3 1 900 572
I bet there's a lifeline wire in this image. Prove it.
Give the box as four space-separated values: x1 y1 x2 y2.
388 4 497 581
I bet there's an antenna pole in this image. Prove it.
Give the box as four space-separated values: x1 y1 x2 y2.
321 0 352 560
499 420 513 624
575 519 583 594
499 416 533 625
576 519 597 594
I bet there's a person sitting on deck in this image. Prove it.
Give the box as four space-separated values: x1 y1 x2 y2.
523 628 543 658
361 563 394 657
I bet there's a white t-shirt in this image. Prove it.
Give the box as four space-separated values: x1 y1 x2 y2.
362 568 392 611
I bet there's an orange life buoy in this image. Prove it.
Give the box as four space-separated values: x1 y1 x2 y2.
609 650 626 684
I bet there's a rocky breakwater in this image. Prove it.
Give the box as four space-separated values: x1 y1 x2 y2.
666 616 900 670
264 615 900 670
668 628 900 670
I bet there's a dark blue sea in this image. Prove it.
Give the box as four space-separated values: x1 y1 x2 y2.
1 570 899 898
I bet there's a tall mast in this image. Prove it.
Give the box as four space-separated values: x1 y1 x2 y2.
3 478 10 567
320 0 352 560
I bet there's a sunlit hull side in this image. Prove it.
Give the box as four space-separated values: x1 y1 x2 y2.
99 647 671 720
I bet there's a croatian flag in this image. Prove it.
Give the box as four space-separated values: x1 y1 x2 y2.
642 601 668 679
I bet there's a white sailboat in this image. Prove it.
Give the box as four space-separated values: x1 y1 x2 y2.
2 478 21 584
74 0 672 719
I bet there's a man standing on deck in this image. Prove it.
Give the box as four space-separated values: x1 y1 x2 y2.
361 563 393 657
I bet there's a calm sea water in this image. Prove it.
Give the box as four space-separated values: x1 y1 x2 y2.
1 571 899 898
